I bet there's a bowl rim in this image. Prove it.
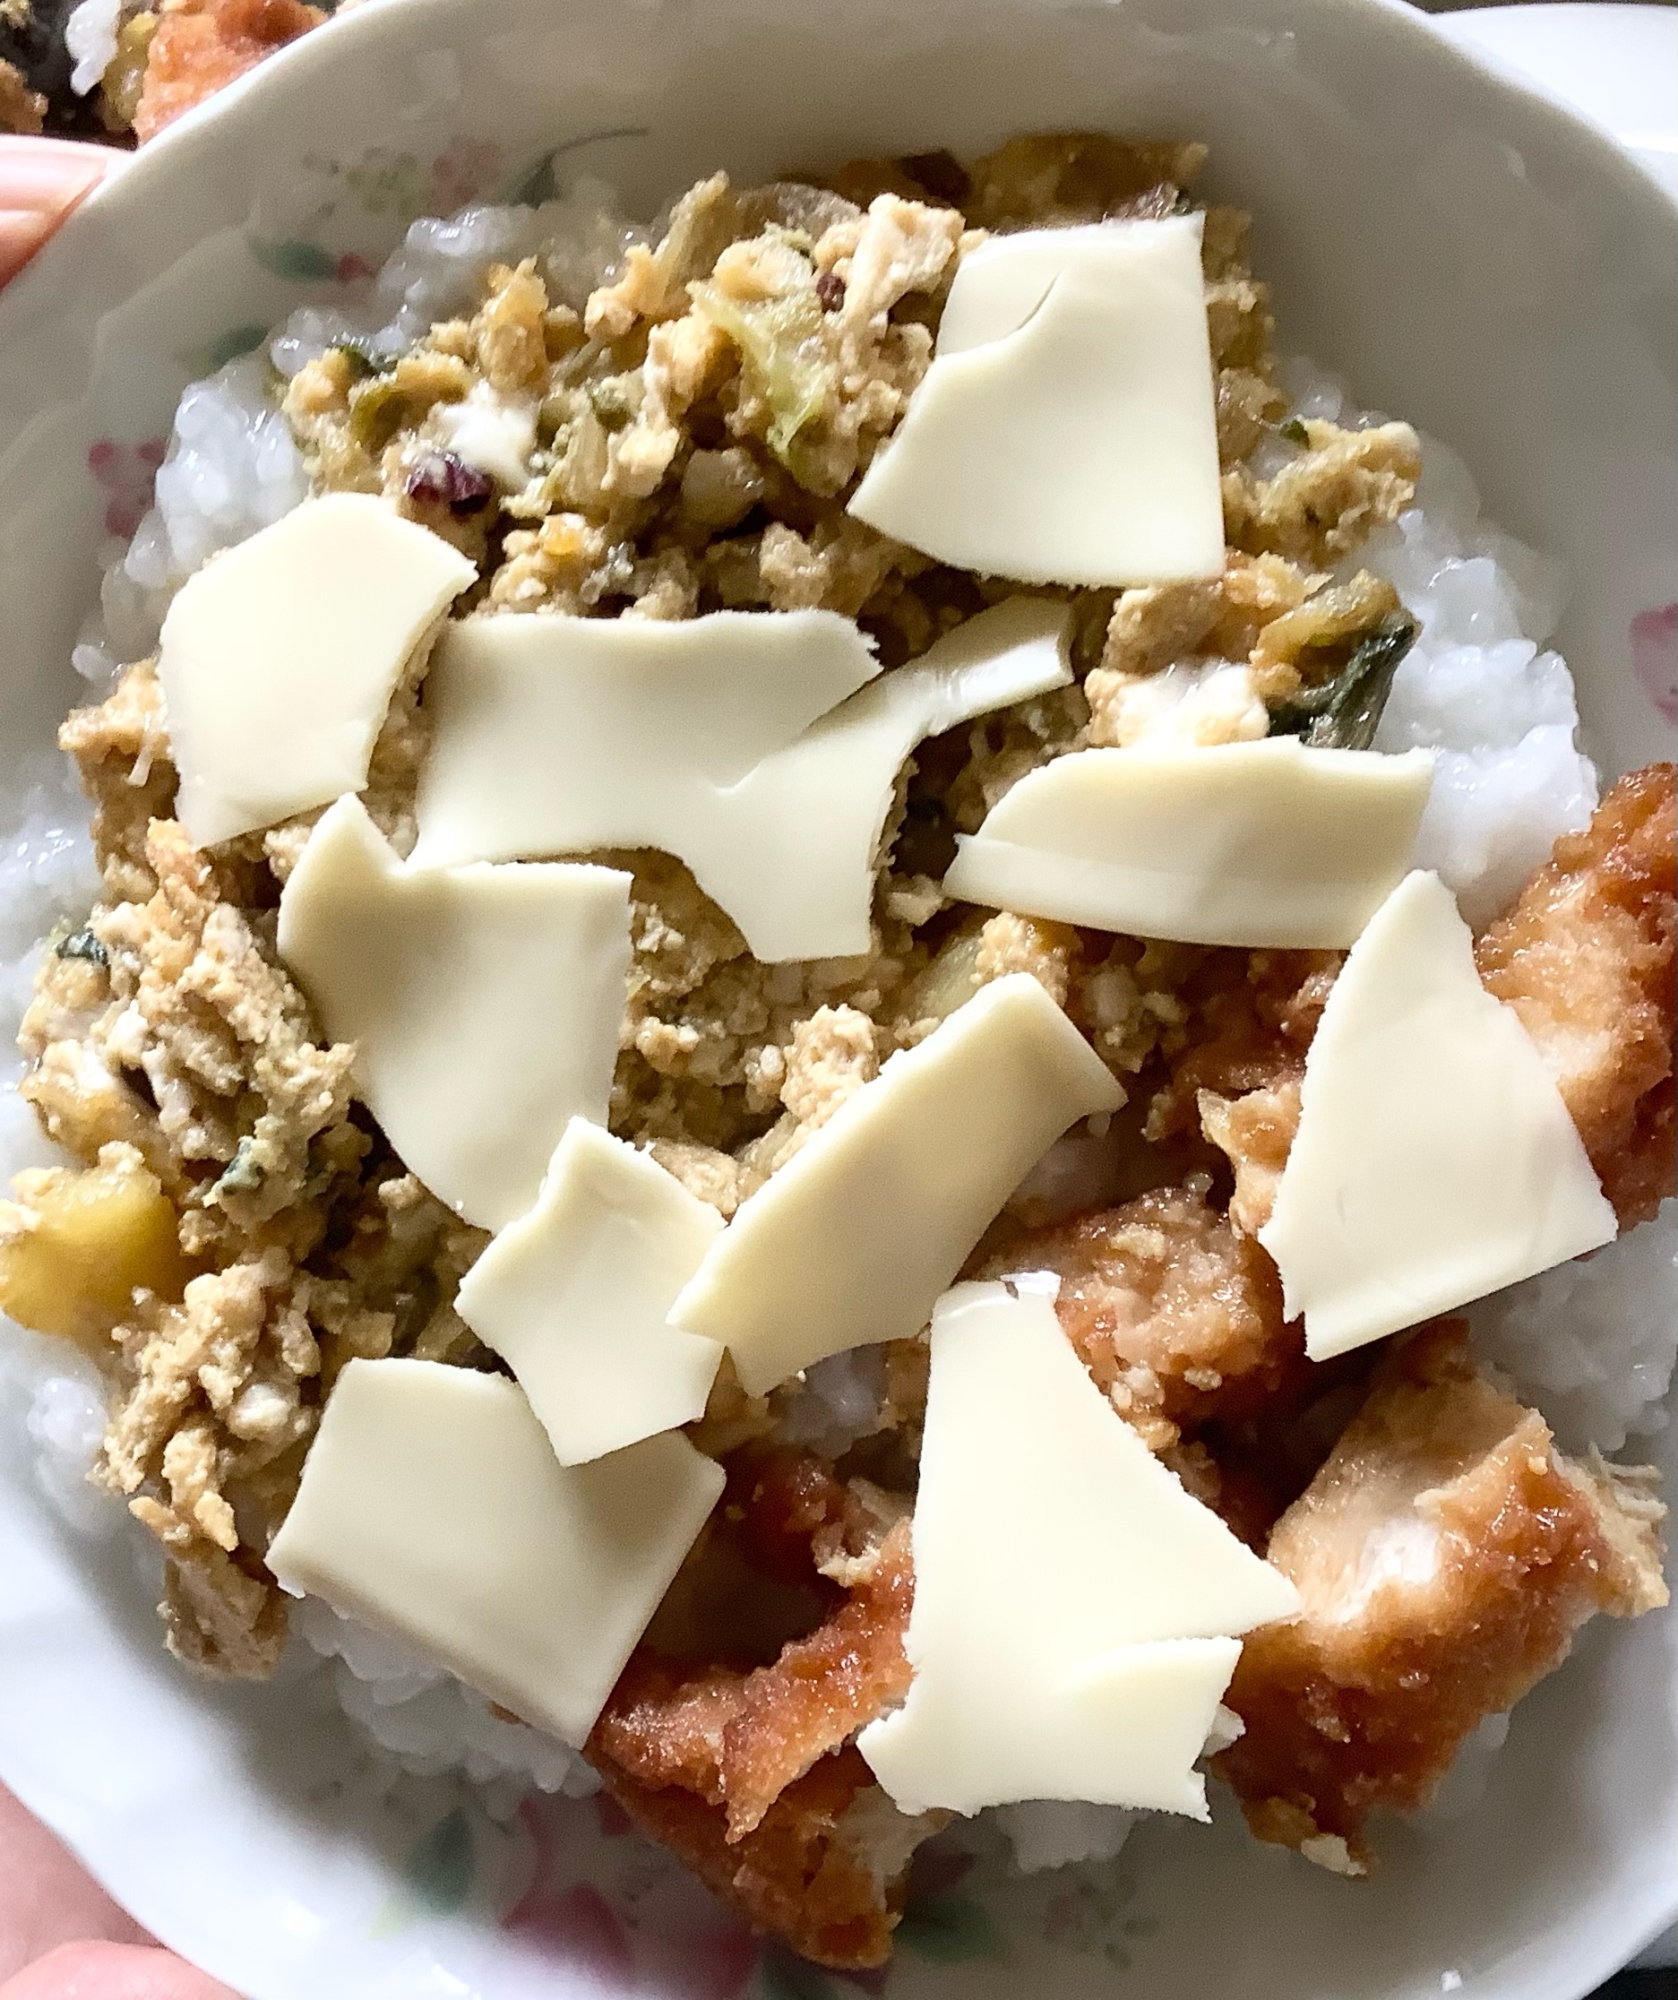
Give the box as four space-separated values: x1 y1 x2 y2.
3 0 1675 352
0 0 1674 1994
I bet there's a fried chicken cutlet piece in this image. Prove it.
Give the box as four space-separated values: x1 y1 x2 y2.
133 0 322 144
588 1743 924 1971
978 1184 1308 1450
1476 762 1676 1227
1145 948 1339 1150
596 1519 913 1841
587 1451 930 1968
1214 1321 1667 1871
1201 766 1677 1232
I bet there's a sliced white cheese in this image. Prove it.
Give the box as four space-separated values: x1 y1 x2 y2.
159 494 476 848
1259 869 1617 1361
413 608 881 866
265 1358 724 1746
276 795 631 1232
944 739 1435 949
456 1119 725 1466
857 1284 1300 1818
712 598 1075 959
414 598 1072 961
847 217 1224 587
668 974 1122 1396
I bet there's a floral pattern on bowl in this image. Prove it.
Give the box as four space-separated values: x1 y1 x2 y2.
1631 603 1678 723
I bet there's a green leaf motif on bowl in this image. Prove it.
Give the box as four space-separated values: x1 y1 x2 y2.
500 127 653 207
175 322 271 377
896 1889 1007 1965
756 1947 840 2000
372 1807 477 1935
249 238 341 283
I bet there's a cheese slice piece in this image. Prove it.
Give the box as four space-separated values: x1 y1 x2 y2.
456 1119 725 1466
159 494 476 847
1259 869 1617 1361
668 974 1122 1395
847 217 1224 586
944 739 1435 949
413 608 881 866
265 1358 724 1746
857 1284 1300 1817
414 598 1072 961
708 598 1074 959
276 795 631 1232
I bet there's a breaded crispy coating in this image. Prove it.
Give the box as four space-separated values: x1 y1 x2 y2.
1215 1322 1667 1871
1476 763 1676 1227
714 1529 911 1836
1146 945 1339 1148
133 0 321 144
592 1453 914 1827
588 1743 922 1970
1201 766 1677 1233
598 1522 912 1841
978 1183 1306 1450
1197 1077 1301 1237
588 1451 927 1965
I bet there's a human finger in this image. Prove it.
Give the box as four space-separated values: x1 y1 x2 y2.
0 1940 241 2000
0 136 111 289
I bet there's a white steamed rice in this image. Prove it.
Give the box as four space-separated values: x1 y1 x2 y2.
3 189 1674 1861
62 0 123 97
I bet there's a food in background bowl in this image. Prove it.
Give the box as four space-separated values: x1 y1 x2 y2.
1 129 1673 1972
1 0 323 145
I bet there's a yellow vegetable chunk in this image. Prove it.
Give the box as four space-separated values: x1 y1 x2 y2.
0 1143 192 1345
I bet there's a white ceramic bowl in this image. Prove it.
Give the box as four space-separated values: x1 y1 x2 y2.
0 3 1673 1996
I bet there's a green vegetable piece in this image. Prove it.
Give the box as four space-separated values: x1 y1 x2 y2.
692 277 836 470
210 1138 266 1200
349 376 416 454
1278 416 1310 446
55 929 108 969
1268 617 1419 753
587 379 635 432
333 339 394 383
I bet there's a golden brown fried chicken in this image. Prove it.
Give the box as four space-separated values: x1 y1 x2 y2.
588 1743 922 1970
133 0 322 144
1145 947 1339 1149
586 1451 927 1967
1476 762 1676 1226
978 1183 1308 1450
596 1519 913 1842
1197 1078 1302 1238
1214 1322 1667 1871
1201 765 1677 1233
